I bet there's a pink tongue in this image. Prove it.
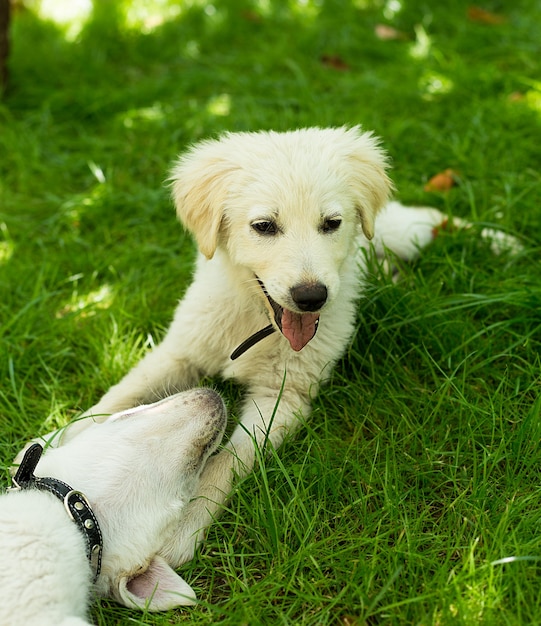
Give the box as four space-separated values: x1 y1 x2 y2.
281 310 320 351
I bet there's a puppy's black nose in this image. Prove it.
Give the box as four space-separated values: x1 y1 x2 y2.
291 283 328 312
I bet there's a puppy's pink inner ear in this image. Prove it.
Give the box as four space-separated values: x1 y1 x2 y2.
118 555 196 610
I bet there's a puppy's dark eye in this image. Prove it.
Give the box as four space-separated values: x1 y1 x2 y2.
321 217 342 233
251 220 279 236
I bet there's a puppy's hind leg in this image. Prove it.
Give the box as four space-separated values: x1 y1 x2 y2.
371 201 447 262
373 200 522 261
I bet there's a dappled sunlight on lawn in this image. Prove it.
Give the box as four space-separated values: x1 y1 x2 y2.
419 70 454 100
0 240 14 263
521 81 541 115
206 93 232 117
119 102 168 129
116 95 232 134
0 222 14 264
56 281 114 318
34 0 333 38
35 0 92 39
35 0 183 37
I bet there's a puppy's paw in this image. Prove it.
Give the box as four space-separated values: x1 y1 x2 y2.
480 227 523 256
437 216 523 256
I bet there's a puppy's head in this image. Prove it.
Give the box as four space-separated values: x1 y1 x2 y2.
170 126 392 258
170 127 392 351
35 389 227 611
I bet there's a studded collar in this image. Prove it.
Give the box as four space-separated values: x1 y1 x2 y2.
9 443 103 582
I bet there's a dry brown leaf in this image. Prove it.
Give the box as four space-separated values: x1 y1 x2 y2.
241 10 262 22
374 24 406 41
467 6 507 25
508 91 525 102
320 54 350 71
424 169 459 192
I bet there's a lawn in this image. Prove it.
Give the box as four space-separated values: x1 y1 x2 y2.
1 0 541 624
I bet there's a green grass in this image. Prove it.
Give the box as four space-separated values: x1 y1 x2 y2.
1 0 541 624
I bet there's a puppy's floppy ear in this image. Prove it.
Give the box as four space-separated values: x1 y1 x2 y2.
343 127 394 240
170 140 241 259
114 555 197 611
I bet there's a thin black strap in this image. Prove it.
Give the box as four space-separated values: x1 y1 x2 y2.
12 443 42 487
230 324 276 360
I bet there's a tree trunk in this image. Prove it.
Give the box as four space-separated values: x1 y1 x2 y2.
0 0 10 93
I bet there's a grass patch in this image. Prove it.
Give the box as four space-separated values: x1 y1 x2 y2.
1 0 541 624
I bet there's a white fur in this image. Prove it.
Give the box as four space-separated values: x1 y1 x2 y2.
1 389 226 625
36 126 517 572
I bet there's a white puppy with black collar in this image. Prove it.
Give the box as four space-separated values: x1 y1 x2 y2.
1 389 226 626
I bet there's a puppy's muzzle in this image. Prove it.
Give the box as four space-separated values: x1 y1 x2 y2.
230 280 327 360
290 283 328 312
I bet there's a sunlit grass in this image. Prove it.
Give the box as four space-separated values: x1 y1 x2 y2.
32 0 92 39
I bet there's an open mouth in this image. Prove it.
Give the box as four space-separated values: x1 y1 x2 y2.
257 278 320 352
229 278 321 361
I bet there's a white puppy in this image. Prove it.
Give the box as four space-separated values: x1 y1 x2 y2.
1 389 226 626
40 126 514 570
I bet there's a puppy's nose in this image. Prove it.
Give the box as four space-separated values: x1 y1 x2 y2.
290 283 328 312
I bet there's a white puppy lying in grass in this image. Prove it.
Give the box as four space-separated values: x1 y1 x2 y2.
1 389 226 626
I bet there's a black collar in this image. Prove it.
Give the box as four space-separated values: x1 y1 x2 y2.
9 443 103 582
230 324 275 360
